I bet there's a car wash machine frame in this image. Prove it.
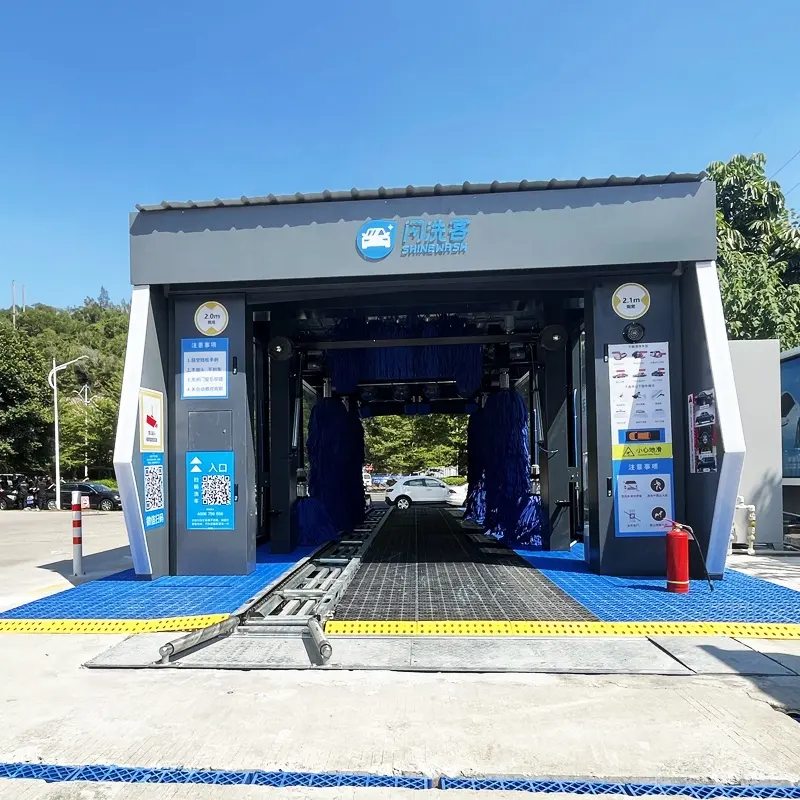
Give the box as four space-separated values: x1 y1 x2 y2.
115 173 745 588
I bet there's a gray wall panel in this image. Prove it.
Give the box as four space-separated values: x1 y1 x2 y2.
679 265 722 574
730 339 783 547
588 277 683 575
130 182 716 285
138 288 170 577
171 294 256 575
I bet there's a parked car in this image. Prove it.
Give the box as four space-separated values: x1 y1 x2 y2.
0 486 18 511
385 476 450 510
48 482 122 511
445 483 468 507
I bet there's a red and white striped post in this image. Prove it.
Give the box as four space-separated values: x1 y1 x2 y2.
71 490 84 577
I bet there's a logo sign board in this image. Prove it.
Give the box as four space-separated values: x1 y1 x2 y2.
138 388 164 452
355 217 470 261
194 301 229 336
186 451 235 531
143 451 165 530
181 338 228 399
356 219 397 261
608 341 674 537
612 283 650 320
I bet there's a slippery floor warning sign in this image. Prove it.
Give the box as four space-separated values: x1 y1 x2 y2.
608 342 674 537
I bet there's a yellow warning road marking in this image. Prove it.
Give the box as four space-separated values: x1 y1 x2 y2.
325 620 800 639
0 614 229 634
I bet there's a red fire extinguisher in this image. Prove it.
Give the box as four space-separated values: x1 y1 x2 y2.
666 523 690 594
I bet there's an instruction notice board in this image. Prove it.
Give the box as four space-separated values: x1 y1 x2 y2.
608 342 674 537
181 338 229 400
186 451 235 531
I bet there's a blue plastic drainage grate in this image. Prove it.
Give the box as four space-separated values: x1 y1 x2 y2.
439 778 800 797
1 762 795 796
0 544 315 621
0 762 431 790
515 544 800 625
250 771 430 789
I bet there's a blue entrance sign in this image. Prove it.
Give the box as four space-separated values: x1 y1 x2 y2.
142 452 165 530
186 451 235 531
400 217 469 257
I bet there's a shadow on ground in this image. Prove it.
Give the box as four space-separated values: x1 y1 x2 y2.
40 546 132 588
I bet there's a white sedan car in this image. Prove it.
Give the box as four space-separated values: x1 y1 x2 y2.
385 476 450 510
445 483 468 507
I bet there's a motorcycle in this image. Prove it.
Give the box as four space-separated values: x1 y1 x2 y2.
23 491 38 511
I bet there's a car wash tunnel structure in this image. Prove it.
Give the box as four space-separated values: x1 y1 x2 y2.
67 171 794 664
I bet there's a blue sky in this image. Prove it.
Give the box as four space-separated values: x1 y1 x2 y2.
1 0 799 308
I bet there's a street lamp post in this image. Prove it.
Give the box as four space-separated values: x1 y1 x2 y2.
48 356 88 510
73 384 94 482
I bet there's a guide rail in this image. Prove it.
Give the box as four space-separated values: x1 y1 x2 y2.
157 506 389 665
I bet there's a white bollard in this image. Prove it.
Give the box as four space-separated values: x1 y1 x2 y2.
71 490 84 577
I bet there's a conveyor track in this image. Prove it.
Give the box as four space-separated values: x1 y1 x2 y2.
157 506 389 665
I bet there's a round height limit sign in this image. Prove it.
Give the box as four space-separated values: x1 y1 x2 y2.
612 283 650 320
194 301 229 336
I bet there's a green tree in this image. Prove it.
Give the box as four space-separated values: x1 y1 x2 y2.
0 288 128 478
364 414 467 474
708 154 800 347
0 322 53 472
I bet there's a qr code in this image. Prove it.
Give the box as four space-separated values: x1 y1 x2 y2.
144 465 164 511
201 474 232 505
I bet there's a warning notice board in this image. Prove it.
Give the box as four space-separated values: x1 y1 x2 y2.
607 342 674 537
139 388 164 453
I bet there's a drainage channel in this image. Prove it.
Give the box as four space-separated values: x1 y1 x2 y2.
157 507 390 666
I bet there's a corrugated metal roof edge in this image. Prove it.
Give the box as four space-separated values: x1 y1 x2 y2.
135 172 707 212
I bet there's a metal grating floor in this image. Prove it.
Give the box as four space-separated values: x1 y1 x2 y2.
332 507 597 622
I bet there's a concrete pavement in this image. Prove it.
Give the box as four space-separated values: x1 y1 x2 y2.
1 514 800 798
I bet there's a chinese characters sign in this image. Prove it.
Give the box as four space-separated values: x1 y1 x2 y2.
354 216 471 261
186 451 235 531
399 217 469 257
181 338 228 399
608 342 674 537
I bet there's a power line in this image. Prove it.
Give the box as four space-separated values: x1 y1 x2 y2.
786 179 800 198
771 146 800 179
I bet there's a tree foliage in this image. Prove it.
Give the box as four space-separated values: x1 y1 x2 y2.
0 290 129 478
363 414 468 474
0 323 53 472
709 154 800 347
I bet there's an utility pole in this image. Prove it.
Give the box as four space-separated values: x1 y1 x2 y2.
11 281 16 329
